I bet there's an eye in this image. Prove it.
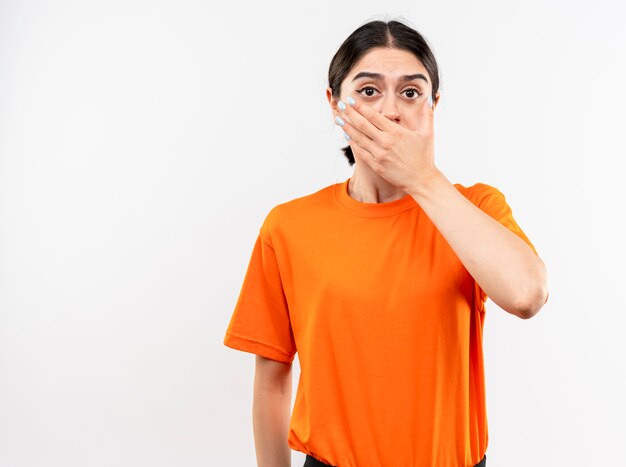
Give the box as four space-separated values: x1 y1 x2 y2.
356 86 423 99
402 88 422 99
356 86 379 97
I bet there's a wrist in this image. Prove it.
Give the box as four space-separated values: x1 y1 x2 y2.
405 167 445 198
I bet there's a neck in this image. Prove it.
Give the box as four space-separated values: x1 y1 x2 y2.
348 163 407 203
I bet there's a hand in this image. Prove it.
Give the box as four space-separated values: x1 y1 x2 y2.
335 95 439 194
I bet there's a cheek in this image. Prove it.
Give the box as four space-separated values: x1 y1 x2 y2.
404 112 422 131
401 106 421 121
342 88 358 101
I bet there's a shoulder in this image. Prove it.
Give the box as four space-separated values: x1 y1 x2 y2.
453 181 505 206
259 181 336 243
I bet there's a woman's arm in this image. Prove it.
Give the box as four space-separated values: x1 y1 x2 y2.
408 169 549 319
253 355 293 467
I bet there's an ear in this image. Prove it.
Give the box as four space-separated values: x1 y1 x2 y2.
433 92 441 110
326 86 341 115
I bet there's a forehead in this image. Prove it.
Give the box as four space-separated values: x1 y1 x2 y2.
347 47 428 80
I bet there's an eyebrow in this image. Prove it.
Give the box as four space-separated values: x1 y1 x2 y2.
351 71 429 84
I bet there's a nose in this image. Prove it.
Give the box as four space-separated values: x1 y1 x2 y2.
379 96 401 122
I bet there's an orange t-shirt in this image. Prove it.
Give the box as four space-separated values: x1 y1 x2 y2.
224 177 543 467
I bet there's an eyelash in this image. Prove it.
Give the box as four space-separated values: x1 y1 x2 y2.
356 86 422 99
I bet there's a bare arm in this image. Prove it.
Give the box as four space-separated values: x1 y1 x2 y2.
253 354 293 467
408 169 549 319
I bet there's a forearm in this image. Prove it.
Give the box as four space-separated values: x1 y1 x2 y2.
408 169 548 318
253 369 292 467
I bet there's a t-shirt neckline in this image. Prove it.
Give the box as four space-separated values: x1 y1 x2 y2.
333 177 419 218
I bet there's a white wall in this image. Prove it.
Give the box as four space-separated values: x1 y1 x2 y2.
1 1 624 466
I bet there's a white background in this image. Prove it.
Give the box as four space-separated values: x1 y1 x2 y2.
1 1 625 466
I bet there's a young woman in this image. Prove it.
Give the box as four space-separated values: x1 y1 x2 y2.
224 18 549 467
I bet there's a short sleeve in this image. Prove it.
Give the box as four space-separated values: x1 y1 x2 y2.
472 183 547 306
223 229 297 363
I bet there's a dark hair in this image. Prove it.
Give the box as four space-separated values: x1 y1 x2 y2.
328 19 441 166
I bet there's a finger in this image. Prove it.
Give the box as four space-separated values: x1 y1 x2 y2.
345 97 397 132
339 97 392 145
419 94 435 134
350 139 380 171
341 122 377 163
341 118 380 158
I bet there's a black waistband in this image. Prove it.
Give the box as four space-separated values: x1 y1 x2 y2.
304 453 487 467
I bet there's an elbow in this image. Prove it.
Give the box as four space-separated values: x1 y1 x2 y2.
516 283 549 319
516 256 549 320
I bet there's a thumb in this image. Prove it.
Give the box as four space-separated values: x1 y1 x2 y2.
419 94 434 133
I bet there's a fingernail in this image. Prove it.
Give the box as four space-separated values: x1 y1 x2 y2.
335 115 345 127
343 130 350 141
428 95 433 108
338 101 346 111
347 96 356 106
